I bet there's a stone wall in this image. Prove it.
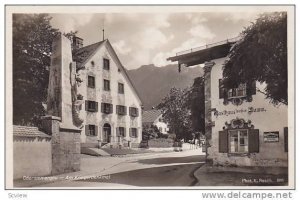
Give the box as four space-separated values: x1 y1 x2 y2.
42 116 81 175
52 130 81 174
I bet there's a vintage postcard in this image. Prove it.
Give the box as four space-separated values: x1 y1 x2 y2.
5 5 295 190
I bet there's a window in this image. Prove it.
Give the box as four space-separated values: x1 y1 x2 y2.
130 128 138 138
103 58 110 70
104 79 110 91
228 83 246 98
159 127 162 132
86 125 97 136
118 83 124 94
85 100 98 112
229 130 248 153
129 107 139 117
219 129 259 154
101 103 113 114
219 79 256 99
116 105 127 115
88 76 95 88
117 127 126 137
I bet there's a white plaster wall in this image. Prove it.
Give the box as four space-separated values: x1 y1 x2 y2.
208 57 288 167
13 137 52 179
77 42 142 145
154 121 169 134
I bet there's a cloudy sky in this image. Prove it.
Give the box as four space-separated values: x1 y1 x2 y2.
50 12 262 70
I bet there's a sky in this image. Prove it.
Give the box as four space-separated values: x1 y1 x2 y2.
50 12 262 70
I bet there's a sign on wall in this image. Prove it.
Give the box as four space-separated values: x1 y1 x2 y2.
263 132 279 143
214 107 267 117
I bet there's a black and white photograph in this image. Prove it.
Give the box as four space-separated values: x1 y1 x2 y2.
4 5 295 191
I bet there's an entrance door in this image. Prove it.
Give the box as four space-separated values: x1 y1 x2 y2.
103 123 111 143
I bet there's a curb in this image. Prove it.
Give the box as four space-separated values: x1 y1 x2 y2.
193 163 207 186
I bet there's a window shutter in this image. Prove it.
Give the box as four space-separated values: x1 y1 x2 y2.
251 81 256 95
95 125 98 136
116 127 119 137
95 102 98 112
135 129 138 138
101 103 104 113
246 81 256 96
125 106 127 115
219 130 228 153
85 125 89 136
129 128 132 137
284 127 288 152
136 108 139 117
110 104 113 114
249 129 259 153
85 101 88 111
124 128 126 137
129 107 132 116
219 79 224 99
116 105 119 114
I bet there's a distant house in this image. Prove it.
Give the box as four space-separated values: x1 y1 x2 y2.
142 110 169 135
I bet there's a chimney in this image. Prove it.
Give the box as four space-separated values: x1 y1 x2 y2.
72 36 83 50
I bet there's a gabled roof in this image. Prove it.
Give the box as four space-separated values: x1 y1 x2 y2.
73 40 106 70
142 110 162 123
13 125 51 138
72 39 143 105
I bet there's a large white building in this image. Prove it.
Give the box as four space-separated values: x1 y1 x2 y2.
52 34 143 148
168 38 288 167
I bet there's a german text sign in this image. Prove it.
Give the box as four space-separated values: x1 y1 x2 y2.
263 132 279 143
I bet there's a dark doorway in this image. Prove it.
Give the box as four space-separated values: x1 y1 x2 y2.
103 123 111 143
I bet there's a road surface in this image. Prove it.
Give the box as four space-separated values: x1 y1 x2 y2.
15 148 205 188
80 153 205 187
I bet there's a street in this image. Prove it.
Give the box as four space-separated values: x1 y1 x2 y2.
18 148 205 188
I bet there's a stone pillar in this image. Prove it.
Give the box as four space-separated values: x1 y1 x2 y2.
203 61 215 163
43 33 82 175
42 116 81 175
47 33 74 128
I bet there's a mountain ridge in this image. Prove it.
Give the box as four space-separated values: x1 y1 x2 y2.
127 64 204 110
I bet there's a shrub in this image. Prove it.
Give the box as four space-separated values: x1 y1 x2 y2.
147 138 174 148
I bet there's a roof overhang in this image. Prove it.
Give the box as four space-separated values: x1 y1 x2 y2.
167 42 234 67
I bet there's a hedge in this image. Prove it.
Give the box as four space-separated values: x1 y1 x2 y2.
147 138 174 148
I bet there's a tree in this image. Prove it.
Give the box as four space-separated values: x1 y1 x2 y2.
13 14 59 126
223 12 287 105
158 87 193 140
185 77 205 137
142 124 161 140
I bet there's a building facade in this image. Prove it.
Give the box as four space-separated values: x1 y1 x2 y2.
142 110 169 135
206 57 288 167
52 34 143 148
168 38 288 167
